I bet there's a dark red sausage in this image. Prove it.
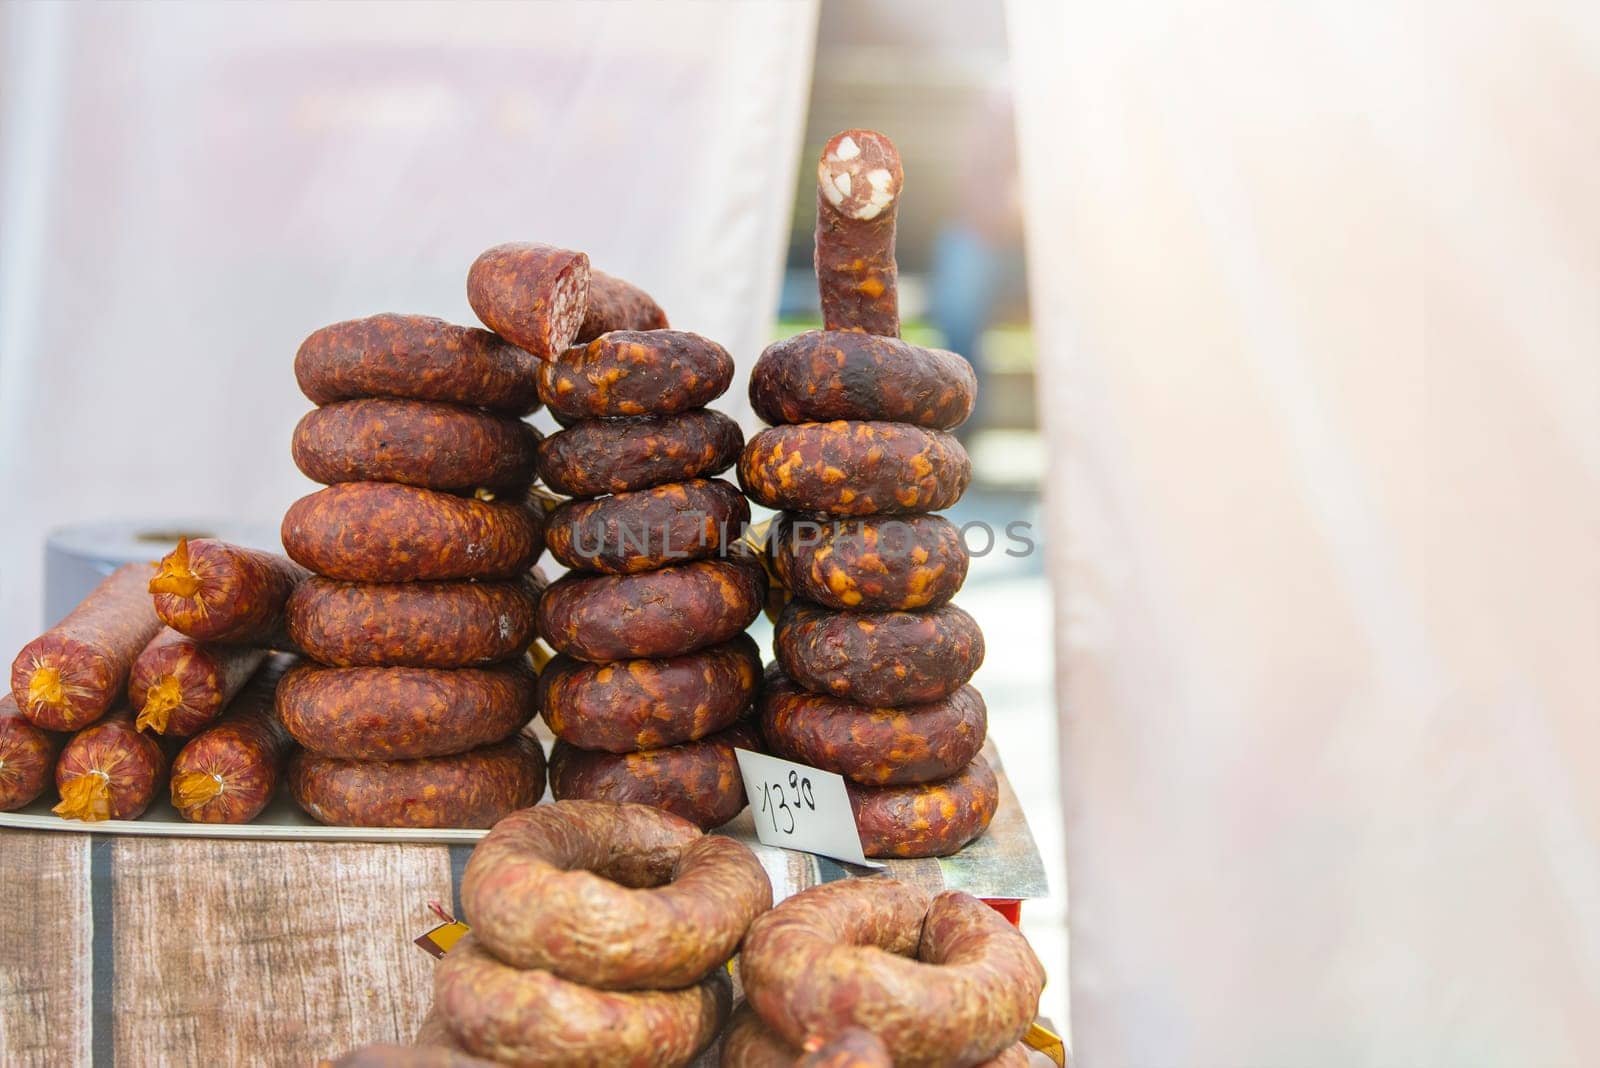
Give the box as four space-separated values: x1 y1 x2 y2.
169 656 298 823
548 720 758 830
466 243 591 359
0 694 64 811
277 659 536 760
436 934 729 1067
12 563 163 731
292 399 540 494
129 629 266 736
536 409 744 498
150 538 309 648
282 483 544 583
751 331 975 430
286 573 544 669
538 330 732 421
295 314 542 415
539 555 766 662
53 705 168 822
575 269 670 343
848 756 999 859
760 666 986 786
814 129 903 337
738 422 971 517
289 733 545 829
539 635 761 753
769 513 969 611
775 600 984 707
545 479 750 574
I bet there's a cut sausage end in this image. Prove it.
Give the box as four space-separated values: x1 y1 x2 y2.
818 129 904 222
53 771 111 822
546 262 590 357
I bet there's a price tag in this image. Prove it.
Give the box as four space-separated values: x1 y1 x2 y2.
734 749 881 868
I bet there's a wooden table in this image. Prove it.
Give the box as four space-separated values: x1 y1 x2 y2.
0 746 1047 1067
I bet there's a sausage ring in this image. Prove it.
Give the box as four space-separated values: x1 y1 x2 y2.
738 879 1045 1067
277 660 536 760
769 513 968 612
292 398 540 494
750 331 975 431
546 479 750 575
547 720 758 830
286 573 545 669
295 313 542 415
329 1045 498 1068
775 600 983 707
738 422 970 517
539 635 761 753
282 482 544 583
461 800 772 990
435 934 730 1068
288 734 545 828
536 409 743 498
720 1004 1029 1068
759 666 986 786
848 755 999 859
539 330 734 421
539 555 765 662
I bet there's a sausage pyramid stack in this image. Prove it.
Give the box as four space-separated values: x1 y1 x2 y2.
739 129 998 858
532 322 768 830
278 314 551 828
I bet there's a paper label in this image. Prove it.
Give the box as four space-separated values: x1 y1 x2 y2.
414 920 470 959
734 748 881 868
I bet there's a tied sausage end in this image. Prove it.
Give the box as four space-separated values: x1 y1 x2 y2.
54 770 111 822
149 538 202 598
134 675 182 734
25 666 66 717
170 770 224 810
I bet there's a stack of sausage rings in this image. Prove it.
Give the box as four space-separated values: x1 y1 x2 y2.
529 287 767 829
727 877 1046 1067
739 129 998 858
428 801 773 1067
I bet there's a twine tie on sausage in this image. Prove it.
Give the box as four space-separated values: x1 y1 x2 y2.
148 537 203 598
53 769 112 822
27 666 65 713
135 676 184 734
172 771 225 811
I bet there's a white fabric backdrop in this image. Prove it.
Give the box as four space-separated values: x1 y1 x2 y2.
0 0 817 652
1008 1 1599 1064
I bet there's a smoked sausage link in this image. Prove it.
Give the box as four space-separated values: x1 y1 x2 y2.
289 733 544 828
282 483 544 583
548 721 758 830
759 666 987 786
328 1044 499 1068
12 562 162 731
769 513 969 612
278 659 536 760
536 409 744 499
539 555 766 662
130 629 266 736
814 129 904 337
466 243 591 360
150 538 309 647
286 573 544 669
436 934 729 1068
545 479 749 575
292 399 541 495
539 331 732 421
0 694 64 811
775 600 984 707
53 705 168 822
739 879 1045 1068
751 331 974 430
575 270 670 343
539 635 761 753
738 421 970 517
848 755 999 859
462 801 771 990
170 655 298 823
295 313 542 415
